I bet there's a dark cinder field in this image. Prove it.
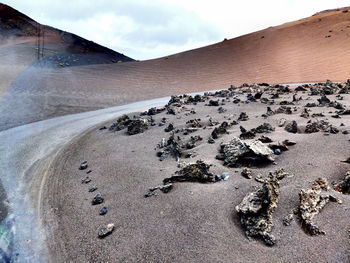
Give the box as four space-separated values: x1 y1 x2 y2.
42 83 350 262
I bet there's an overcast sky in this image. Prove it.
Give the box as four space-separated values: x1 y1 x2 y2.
3 0 350 60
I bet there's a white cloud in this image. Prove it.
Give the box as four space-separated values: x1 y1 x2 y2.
3 0 350 59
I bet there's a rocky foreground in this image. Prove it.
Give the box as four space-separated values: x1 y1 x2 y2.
43 80 350 262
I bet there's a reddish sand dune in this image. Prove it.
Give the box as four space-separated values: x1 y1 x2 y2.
111 7 350 86
1 6 350 130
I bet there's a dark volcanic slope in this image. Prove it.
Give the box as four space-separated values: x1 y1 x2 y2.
0 3 133 62
1 6 350 131
0 3 134 130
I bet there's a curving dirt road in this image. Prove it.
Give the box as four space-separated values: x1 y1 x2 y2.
0 96 170 262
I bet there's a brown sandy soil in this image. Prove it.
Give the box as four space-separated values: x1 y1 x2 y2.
1 6 350 130
42 84 350 262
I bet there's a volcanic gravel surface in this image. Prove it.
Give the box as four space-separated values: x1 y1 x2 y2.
42 82 350 262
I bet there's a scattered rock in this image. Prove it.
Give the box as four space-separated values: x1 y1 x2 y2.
218 107 227 113
268 140 296 153
99 207 108 215
274 149 281 155
81 176 91 184
109 115 151 135
163 160 216 184
211 121 229 139
275 106 292 115
79 161 88 170
258 83 270 87
329 101 345 110
311 113 325 118
298 178 341 235
208 117 219 126
318 95 331 105
216 172 230 181
338 109 350 115
255 174 265 183
167 106 181 115
183 128 198 135
239 126 255 139
208 100 219 106
341 158 350 164
263 107 275 117
300 108 310 118
282 139 296 146
278 118 287 127
305 102 317 108
159 183 173 193
240 123 274 140
235 170 285 246
217 137 274 167
238 112 249 121
331 114 340 118
305 120 329 133
254 92 263 99
324 125 339 134
92 193 104 205
241 168 253 179
142 107 165 116
109 115 130 131
251 123 275 134
279 100 294 106
207 137 215 144
283 214 294 226
89 186 98 192
258 135 273 143
127 119 149 135
145 183 174 197
185 135 203 149
334 171 350 194
285 121 298 133
295 86 307 92
164 123 174 132
157 135 182 161
98 223 115 239
186 119 202 128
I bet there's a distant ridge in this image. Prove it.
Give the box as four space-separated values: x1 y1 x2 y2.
313 6 350 15
0 3 134 62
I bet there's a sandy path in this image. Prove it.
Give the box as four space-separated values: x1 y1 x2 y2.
0 96 170 262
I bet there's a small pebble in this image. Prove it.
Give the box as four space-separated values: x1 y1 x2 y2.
81 176 91 184
79 161 88 170
274 148 282 155
99 207 108 215
89 186 98 192
98 223 114 239
92 193 104 205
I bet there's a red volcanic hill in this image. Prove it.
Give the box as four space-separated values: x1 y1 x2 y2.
1 5 350 130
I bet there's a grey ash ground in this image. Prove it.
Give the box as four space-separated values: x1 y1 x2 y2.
43 81 350 262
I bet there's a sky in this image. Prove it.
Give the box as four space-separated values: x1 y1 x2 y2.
3 0 350 60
